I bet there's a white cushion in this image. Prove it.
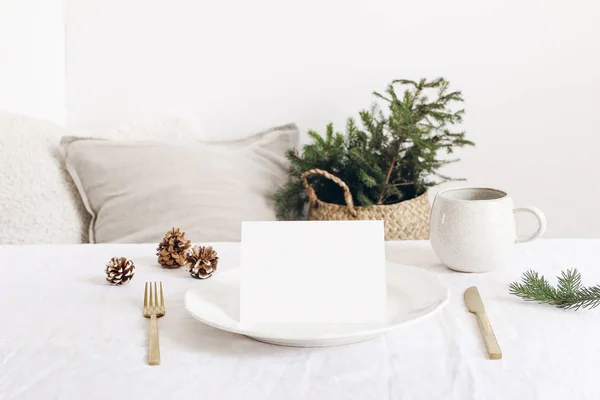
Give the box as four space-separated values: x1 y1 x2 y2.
0 111 197 244
61 124 299 243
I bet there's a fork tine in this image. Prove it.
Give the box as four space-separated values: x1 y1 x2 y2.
149 281 154 311
144 282 148 312
154 282 158 310
160 282 165 311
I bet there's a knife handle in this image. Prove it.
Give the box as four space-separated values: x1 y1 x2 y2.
475 311 502 360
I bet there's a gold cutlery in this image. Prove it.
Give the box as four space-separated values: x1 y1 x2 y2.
143 282 165 366
464 286 502 360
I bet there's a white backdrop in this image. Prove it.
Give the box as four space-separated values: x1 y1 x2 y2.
2 0 600 237
0 0 64 124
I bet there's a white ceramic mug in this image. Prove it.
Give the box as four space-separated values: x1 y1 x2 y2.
430 188 546 272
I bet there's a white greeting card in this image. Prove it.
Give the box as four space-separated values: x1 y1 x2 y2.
240 220 386 324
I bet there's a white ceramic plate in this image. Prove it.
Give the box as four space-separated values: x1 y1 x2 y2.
184 262 449 347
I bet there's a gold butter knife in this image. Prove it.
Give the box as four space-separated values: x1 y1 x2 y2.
464 286 502 360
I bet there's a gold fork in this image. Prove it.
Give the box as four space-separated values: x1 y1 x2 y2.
143 282 165 366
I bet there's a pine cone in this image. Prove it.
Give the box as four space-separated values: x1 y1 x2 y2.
105 257 135 285
184 246 218 279
156 227 192 268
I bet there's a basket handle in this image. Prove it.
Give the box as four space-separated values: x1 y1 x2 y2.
300 168 357 217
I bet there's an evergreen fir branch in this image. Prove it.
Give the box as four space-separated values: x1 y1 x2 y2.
372 91 393 104
274 77 474 216
273 178 308 220
557 268 582 298
509 269 600 310
355 189 373 207
391 79 419 87
325 123 336 143
358 169 378 188
422 77 445 88
348 150 384 179
307 130 325 146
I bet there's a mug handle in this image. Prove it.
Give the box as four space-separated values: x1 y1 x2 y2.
514 207 546 244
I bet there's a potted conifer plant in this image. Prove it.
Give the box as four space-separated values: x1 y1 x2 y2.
274 77 474 240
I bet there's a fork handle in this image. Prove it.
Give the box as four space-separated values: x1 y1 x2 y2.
149 314 160 366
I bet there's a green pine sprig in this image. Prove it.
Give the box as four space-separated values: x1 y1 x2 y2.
509 269 600 310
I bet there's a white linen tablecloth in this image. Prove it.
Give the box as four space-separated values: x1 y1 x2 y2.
1 240 600 400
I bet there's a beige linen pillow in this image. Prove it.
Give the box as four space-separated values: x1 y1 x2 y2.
61 124 299 243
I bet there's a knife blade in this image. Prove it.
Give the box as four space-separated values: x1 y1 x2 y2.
464 286 502 360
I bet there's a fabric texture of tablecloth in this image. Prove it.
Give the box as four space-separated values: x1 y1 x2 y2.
1 240 599 400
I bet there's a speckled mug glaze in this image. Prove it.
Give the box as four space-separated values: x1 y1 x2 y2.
430 188 546 273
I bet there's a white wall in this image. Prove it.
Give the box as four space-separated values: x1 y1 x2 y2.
9 0 600 237
0 0 65 124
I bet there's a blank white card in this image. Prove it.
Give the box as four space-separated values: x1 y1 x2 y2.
240 221 386 324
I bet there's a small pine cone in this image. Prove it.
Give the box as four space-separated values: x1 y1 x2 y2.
105 257 135 285
156 227 192 268
184 246 218 279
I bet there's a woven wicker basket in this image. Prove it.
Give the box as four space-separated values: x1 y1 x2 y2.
301 169 430 240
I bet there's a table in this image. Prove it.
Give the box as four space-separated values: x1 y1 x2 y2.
1 240 599 400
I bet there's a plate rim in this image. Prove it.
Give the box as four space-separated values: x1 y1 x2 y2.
184 262 450 341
